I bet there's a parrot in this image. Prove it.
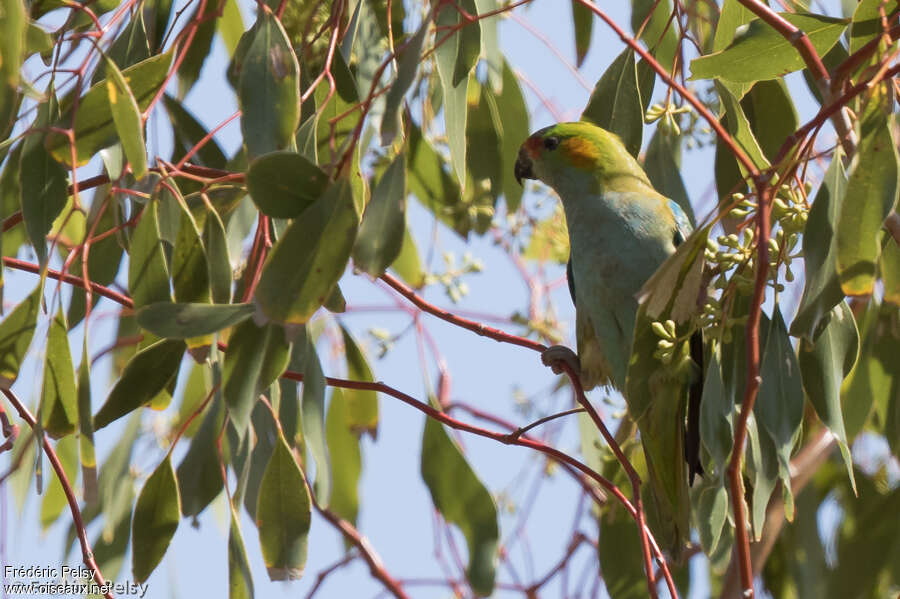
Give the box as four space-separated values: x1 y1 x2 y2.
514 121 703 559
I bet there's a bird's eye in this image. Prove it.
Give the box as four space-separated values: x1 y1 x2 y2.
543 136 560 151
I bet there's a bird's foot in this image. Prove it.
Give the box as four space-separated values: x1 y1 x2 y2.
541 345 580 377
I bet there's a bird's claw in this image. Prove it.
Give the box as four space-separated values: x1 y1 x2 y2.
541 345 580 377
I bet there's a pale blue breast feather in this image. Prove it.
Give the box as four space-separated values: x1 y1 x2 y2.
668 199 693 246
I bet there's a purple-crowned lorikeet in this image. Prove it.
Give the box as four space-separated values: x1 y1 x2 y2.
515 121 703 559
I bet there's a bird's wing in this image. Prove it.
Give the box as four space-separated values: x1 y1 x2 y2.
668 198 693 247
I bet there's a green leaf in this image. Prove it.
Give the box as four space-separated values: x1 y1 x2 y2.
715 81 770 174
435 2 469 190
465 81 502 233
218 0 245 57
177 0 217 97
295 328 329 504
93 339 186 429
798 301 858 490
256 431 312 580
257 325 290 393
246 151 328 218
572 0 593 67
97 415 140 540
582 47 643 157
849 0 899 54
163 95 228 169
882 234 900 306
136 303 255 339
690 13 847 83
791 149 847 340
176 392 225 517
699 347 733 472
473 0 501 91
631 0 678 72
228 507 254 599
1 0 26 88
837 103 898 296
746 412 778 538
390 225 426 288
40 310 78 438
644 128 694 225
353 150 406 277
204 209 232 304
46 51 174 165
380 19 429 146
598 503 646 599
842 300 900 441
171 198 212 305
104 55 148 179
93 10 151 83
407 123 466 236
325 388 361 525
0 282 41 386
40 436 78 529
76 341 97 504
495 60 529 212
421 416 499 595
131 455 180 583
693 477 729 556
232 10 300 158
754 307 803 520
452 0 481 86
223 318 270 436
340 325 379 437
129 200 172 310
741 78 798 162
20 133 68 265
254 178 358 324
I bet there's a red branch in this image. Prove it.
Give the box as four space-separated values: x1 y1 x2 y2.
1 389 114 599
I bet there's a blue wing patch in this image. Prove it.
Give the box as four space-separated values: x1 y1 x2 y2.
668 199 693 247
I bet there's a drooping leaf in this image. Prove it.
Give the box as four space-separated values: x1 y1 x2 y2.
0 282 42 386
571 0 593 67
256 431 312 580
46 51 174 165
452 0 481 87
754 307 803 520
246 151 328 219
631 0 678 72
163 95 228 169
434 2 469 190
20 133 68 265
407 123 466 236
325 388 361 525
598 503 646 599
638 225 710 323
223 318 270 436
93 339 186 429
40 310 78 438
495 60 529 212
177 391 225 517
582 47 643 157
849 0 899 54
644 128 694 225
390 225 426 288
699 347 733 473
339 325 379 437
837 98 898 296
231 10 300 158
171 198 212 305
882 234 900 306
741 78 798 163
293 328 329 504
254 178 358 324
132 455 180 583
797 301 858 490
690 13 848 83
137 303 255 339
40 436 78 529
380 18 429 146
1 0 27 88
354 151 406 277
421 416 499 595
129 199 172 310
104 55 148 179
228 506 254 599
792 149 847 340
715 81 770 174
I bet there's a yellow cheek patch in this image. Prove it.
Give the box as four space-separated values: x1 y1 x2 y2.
560 137 600 170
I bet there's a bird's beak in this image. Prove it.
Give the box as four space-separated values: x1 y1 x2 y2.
514 149 535 186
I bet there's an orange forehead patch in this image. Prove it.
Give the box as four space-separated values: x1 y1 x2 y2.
524 135 543 158
560 136 599 170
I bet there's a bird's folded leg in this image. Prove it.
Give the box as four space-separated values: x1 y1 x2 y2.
541 345 580 377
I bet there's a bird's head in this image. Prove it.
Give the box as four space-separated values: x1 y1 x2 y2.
514 121 650 194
